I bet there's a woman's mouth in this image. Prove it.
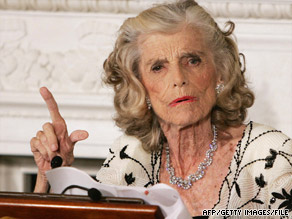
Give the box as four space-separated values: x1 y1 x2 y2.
169 96 197 107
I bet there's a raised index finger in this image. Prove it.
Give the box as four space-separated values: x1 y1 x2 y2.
39 87 63 123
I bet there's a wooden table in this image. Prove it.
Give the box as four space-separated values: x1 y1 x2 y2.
0 192 164 219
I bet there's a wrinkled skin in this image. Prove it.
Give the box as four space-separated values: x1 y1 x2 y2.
139 25 219 129
138 26 244 216
30 87 88 192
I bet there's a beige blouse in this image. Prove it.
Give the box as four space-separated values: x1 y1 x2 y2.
96 122 292 218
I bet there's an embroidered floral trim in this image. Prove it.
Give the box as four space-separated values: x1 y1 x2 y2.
213 121 292 218
272 188 292 211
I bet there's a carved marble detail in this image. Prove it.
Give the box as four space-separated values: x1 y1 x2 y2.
0 0 291 161
0 48 106 93
0 0 291 19
202 1 292 19
0 18 119 93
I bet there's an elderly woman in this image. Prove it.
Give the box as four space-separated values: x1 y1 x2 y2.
31 0 292 217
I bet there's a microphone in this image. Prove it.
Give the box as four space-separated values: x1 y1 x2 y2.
51 156 63 169
50 156 102 201
61 185 102 201
88 188 102 201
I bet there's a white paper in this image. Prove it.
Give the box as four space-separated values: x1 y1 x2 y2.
46 167 192 219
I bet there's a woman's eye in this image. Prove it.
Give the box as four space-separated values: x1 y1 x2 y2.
188 57 201 65
151 65 163 72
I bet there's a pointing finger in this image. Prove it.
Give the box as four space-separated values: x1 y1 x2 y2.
40 87 64 123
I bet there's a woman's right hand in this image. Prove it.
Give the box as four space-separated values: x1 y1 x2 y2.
30 87 89 192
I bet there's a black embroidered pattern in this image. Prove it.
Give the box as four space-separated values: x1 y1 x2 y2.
279 151 292 166
255 173 266 188
234 182 241 198
151 146 163 185
213 121 292 218
102 148 115 167
213 129 247 208
94 178 101 183
144 148 162 187
125 173 136 185
119 145 161 187
265 149 277 169
236 174 268 209
282 138 291 147
272 188 292 211
155 147 163 183
120 145 130 159
270 197 276 204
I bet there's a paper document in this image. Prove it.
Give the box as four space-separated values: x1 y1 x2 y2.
46 167 192 219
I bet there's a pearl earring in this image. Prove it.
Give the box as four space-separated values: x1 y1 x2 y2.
215 83 225 94
146 97 152 110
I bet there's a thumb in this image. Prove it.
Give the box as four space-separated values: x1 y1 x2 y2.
69 130 89 144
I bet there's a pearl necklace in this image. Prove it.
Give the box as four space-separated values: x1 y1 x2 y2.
165 125 218 190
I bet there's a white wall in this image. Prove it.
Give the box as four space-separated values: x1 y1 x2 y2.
0 0 291 191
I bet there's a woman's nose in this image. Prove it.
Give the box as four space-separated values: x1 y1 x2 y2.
174 80 186 87
172 67 188 87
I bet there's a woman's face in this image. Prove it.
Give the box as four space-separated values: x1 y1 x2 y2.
138 25 219 128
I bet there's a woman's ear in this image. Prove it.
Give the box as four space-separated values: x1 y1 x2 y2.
216 72 224 84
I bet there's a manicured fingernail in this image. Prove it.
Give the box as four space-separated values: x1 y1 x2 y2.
51 144 58 151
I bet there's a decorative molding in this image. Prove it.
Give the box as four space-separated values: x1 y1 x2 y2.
0 18 118 93
0 91 115 120
0 46 105 93
0 141 111 159
0 0 291 19
200 1 292 19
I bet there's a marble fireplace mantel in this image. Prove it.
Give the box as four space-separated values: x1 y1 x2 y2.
0 0 291 165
